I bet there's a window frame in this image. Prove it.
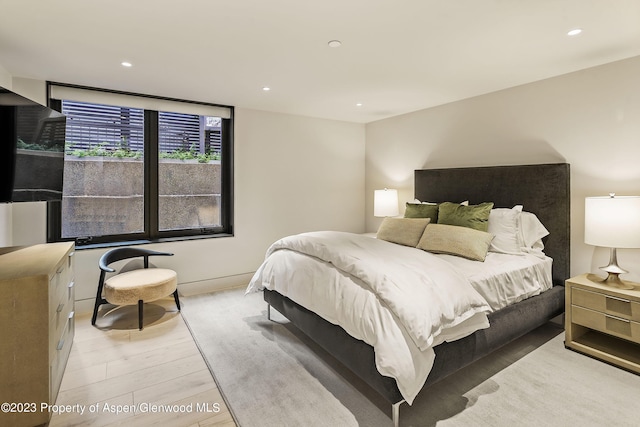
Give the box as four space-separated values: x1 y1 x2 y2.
46 82 234 247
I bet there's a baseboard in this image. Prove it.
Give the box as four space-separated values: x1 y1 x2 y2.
75 272 255 314
178 272 254 296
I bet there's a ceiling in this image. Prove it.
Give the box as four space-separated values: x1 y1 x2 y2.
1 0 639 123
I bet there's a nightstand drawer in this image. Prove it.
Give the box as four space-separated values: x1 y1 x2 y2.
572 305 640 344
572 287 640 322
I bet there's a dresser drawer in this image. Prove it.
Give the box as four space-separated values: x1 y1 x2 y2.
49 249 74 314
50 280 75 356
572 305 640 344
572 287 640 322
50 311 74 401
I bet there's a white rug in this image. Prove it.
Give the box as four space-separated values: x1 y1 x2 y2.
181 288 640 427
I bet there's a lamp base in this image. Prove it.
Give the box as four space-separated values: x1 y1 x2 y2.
598 272 636 290
595 248 636 290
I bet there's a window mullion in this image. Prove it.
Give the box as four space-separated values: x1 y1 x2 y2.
220 117 233 232
145 110 159 239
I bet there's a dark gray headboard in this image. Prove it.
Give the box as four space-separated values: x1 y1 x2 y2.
415 163 570 286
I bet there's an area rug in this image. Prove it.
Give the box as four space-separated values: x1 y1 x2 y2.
181 288 640 427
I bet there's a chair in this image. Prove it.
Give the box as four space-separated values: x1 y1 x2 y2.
91 247 181 330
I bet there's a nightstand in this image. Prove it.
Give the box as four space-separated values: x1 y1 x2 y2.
565 273 640 374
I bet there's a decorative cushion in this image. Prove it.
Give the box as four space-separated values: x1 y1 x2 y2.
437 201 494 231
404 202 439 222
105 268 178 306
417 224 494 261
377 217 431 247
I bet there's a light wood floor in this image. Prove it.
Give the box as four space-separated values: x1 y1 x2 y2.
50 298 237 427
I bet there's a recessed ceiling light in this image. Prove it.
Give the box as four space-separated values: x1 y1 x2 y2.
567 28 582 36
121 61 133 67
328 40 342 48
262 87 271 91
356 103 363 107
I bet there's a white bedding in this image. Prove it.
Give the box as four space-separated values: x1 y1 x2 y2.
439 252 553 311
246 231 552 404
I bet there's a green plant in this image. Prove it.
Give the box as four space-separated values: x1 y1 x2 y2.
65 142 218 162
159 149 221 163
17 138 64 152
66 142 141 159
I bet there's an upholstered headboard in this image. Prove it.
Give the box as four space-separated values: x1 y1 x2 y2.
415 163 570 286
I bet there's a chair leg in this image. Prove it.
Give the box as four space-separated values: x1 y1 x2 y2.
138 300 144 330
92 279 107 326
173 289 181 311
92 299 101 326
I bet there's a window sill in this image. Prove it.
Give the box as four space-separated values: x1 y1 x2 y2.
73 232 234 251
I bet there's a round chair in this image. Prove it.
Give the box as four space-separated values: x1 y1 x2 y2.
92 247 180 330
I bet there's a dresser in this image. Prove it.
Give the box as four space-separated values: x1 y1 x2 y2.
565 273 640 374
0 242 75 427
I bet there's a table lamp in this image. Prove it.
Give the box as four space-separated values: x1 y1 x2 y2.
584 194 640 289
374 188 399 217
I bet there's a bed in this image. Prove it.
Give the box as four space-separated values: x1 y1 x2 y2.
249 163 570 426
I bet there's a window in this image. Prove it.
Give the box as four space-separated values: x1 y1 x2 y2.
47 83 233 245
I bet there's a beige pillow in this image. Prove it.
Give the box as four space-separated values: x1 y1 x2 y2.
417 223 494 261
377 217 431 247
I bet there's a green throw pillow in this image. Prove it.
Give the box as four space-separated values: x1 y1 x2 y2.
404 202 438 222
437 201 494 231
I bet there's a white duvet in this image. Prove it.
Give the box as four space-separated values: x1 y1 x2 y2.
246 231 491 404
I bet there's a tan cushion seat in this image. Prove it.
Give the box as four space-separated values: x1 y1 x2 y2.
104 268 177 306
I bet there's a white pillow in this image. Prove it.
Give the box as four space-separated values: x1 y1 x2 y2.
487 205 523 254
412 199 469 206
519 211 549 249
411 199 437 205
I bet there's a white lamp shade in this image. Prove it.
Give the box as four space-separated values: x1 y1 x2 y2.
585 196 640 248
374 189 399 217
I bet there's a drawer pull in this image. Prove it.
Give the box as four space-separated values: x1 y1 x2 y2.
57 339 64 351
68 281 75 289
68 311 75 320
56 303 65 313
606 314 630 323
605 313 632 337
607 295 630 303
606 296 632 317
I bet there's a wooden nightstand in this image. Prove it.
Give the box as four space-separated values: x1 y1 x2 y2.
565 273 640 374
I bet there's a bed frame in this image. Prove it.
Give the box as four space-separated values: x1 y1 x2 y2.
264 163 570 426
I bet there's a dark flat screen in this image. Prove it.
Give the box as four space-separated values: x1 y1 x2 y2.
0 88 66 202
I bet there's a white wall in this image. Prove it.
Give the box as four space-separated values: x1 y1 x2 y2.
0 65 10 88
366 55 640 282
2 76 366 312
